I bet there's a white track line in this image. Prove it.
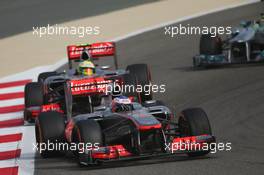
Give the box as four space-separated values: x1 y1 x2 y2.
0 98 24 108
0 112 23 122
0 66 50 83
0 142 20 152
0 126 23 136
18 126 35 175
0 86 25 94
0 159 17 168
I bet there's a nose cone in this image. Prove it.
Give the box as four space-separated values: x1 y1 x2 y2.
129 112 160 127
230 28 255 43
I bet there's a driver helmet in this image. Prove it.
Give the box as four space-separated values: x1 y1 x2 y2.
111 96 133 112
78 60 95 76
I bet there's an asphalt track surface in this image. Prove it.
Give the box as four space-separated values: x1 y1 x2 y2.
0 0 158 39
32 2 264 175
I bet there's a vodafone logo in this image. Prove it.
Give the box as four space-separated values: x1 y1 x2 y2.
67 42 115 59
70 78 112 95
69 46 87 57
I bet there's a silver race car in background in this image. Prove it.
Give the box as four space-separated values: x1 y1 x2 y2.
193 13 264 68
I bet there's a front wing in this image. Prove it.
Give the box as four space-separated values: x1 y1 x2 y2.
79 134 216 165
193 54 264 67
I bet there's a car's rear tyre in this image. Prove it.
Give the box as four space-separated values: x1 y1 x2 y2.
122 73 141 102
178 108 212 157
24 82 43 123
38 71 58 83
35 111 65 158
126 64 152 102
200 34 222 55
74 120 103 166
25 82 43 107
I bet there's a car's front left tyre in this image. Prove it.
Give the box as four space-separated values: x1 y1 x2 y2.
35 111 65 158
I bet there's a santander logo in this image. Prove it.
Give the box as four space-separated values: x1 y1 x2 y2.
68 42 115 59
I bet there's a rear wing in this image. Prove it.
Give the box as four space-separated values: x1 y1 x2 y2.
67 42 118 69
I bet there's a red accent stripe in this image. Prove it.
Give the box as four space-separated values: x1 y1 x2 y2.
0 119 24 128
0 166 18 175
0 149 21 160
138 123 162 130
0 133 22 143
0 105 24 114
0 80 31 89
0 92 24 100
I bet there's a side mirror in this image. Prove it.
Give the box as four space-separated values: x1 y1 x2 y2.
94 106 106 111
